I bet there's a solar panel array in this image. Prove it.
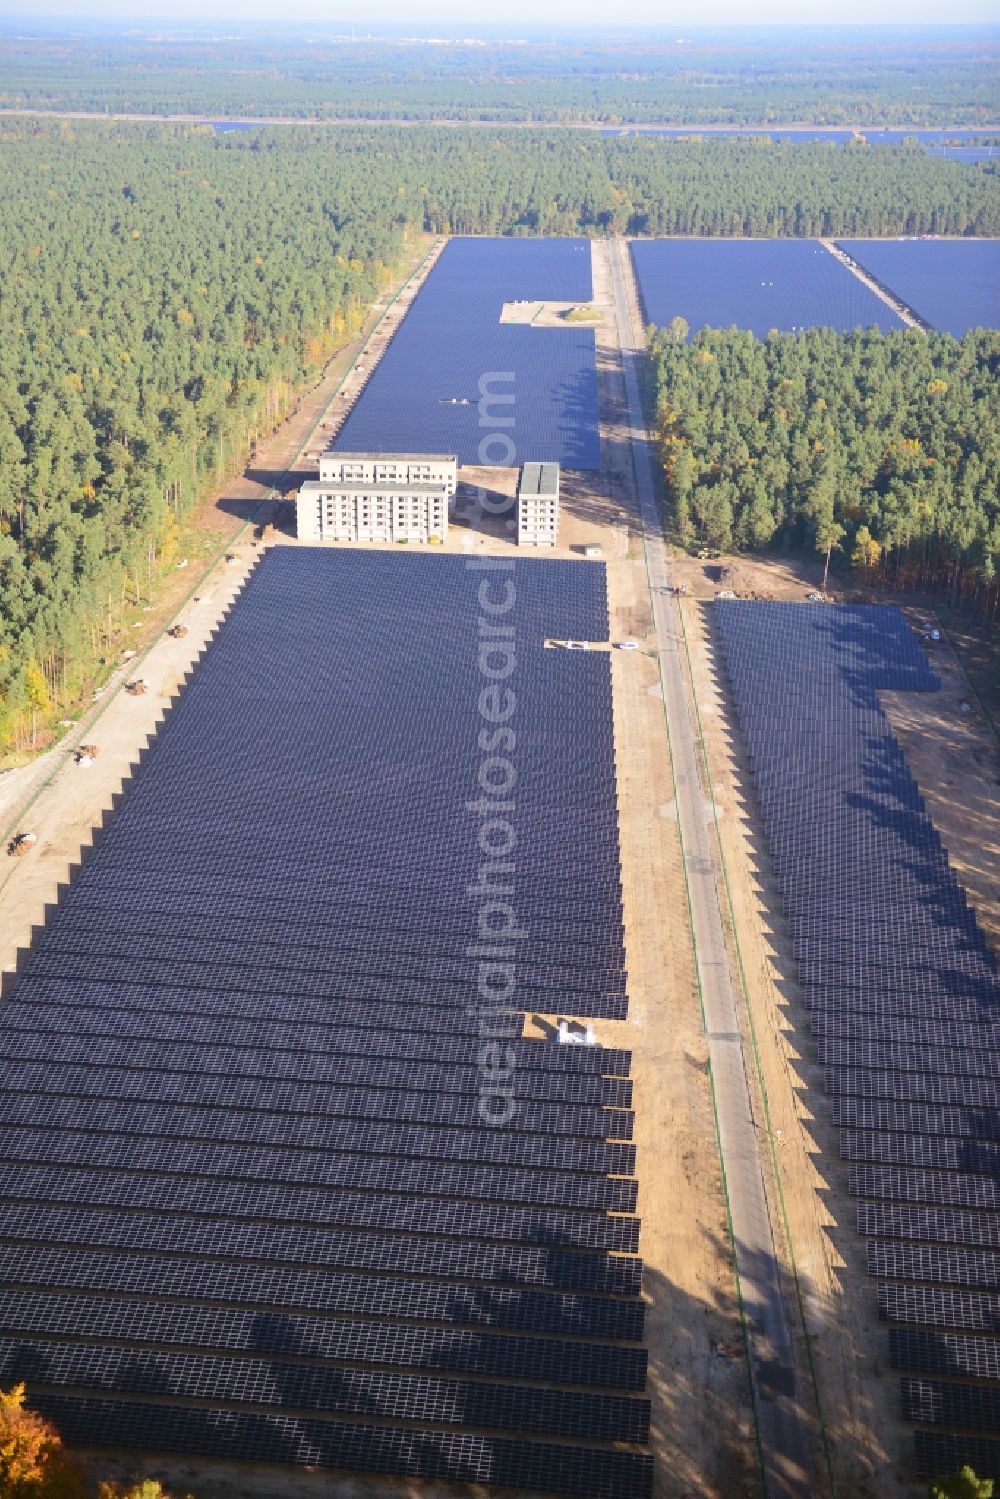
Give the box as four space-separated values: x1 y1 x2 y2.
629 239 904 338
714 602 1000 1483
0 548 651 1498
335 237 600 468
835 240 1000 335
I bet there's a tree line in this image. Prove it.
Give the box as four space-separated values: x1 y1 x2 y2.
645 321 1000 619
1 24 997 126
0 118 997 753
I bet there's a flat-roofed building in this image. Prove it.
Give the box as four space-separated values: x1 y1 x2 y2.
517 462 560 546
296 452 456 545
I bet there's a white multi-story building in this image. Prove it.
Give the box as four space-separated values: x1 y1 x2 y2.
296 453 456 545
517 462 560 546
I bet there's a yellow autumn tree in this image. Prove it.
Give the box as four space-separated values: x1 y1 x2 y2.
99 1481 195 1499
851 525 882 573
0 1383 84 1498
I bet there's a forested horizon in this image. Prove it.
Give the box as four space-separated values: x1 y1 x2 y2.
0 116 998 756
1 22 997 127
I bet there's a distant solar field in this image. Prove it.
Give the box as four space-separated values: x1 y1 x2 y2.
336 237 600 468
836 240 1000 335
0 549 651 1498
630 239 904 337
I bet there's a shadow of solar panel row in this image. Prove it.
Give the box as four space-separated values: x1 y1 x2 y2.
334 238 600 468
879 1285 1000 1336
891 1330 1000 1382
830 1069 1000 1110
0 1028 633 1107
869 1241 1000 1290
0 549 647 1495
0 1340 649 1445
843 1131 999 1175
0 1065 635 1142
1 1247 645 1342
859 1204 1000 1250
0 1097 637 1177
852 1164 1000 1214
22 946 628 1011
0 1290 647 1390
0 1164 640 1254
32 1396 654 1499
835 1097 1000 1142
0 1204 640 1295
903 1378 1000 1434
713 602 999 1474
0 1000 632 1076
0 1127 639 1214
916 1433 1000 1484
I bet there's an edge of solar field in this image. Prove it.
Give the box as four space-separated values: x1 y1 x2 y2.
711 602 1000 1486
0 548 655 1499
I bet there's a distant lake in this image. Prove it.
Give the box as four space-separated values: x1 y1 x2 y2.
602 127 1000 153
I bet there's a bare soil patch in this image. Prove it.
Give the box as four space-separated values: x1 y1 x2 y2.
500 299 609 329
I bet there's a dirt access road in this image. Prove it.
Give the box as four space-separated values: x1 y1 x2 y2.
608 237 821 1499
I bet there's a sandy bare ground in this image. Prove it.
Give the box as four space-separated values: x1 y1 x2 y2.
500 300 609 329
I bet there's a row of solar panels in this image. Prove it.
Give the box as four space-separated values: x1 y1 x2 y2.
714 603 999 1478
0 550 651 1497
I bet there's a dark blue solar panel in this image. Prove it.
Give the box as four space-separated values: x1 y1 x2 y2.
630 239 904 337
0 547 646 1490
835 240 1000 334
915 1433 1000 1483
335 238 600 467
32 1396 656 1499
714 599 1000 1479
879 1284 1000 1335
0 1339 651 1444
0 1289 648 1389
0 1245 645 1342
890 1328 1000 1382
902 1378 1000 1433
